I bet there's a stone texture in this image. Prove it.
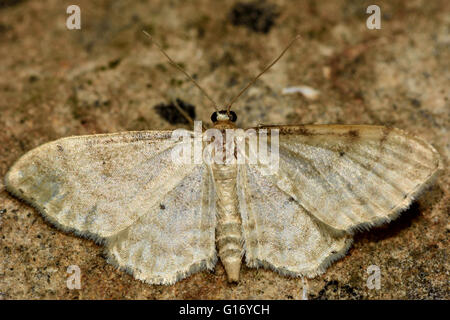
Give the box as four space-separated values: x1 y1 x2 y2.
0 0 448 299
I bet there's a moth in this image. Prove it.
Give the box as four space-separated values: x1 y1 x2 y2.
4 33 441 285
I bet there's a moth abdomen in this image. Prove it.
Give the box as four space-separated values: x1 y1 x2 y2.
212 163 243 282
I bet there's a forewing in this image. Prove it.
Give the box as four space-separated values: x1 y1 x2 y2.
5 131 199 238
238 164 351 277
253 125 441 233
106 164 216 285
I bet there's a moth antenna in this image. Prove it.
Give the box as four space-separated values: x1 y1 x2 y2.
172 99 194 125
226 35 302 113
143 30 219 111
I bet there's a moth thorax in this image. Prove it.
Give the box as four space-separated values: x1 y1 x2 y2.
211 110 237 129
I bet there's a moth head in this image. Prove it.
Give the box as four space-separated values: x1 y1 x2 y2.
211 110 237 123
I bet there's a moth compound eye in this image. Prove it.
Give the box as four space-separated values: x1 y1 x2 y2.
211 111 218 123
229 111 237 122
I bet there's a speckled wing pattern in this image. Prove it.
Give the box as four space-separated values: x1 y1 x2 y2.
238 163 352 277
239 124 440 276
5 131 216 284
106 163 216 284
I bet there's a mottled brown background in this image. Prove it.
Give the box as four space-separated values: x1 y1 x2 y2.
0 0 448 299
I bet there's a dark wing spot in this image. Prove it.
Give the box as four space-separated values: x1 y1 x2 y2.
298 128 312 136
380 127 392 144
276 126 318 136
102 139 115 144
57 145 63 152
339 151 345 157
160 204 166 210
348 129 360 138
